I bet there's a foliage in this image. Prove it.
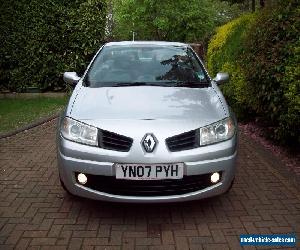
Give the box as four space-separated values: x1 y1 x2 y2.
112 0 243 43
0 96 68 133
221 0 245 4
207 14 255 116
242 0 300 143
207 0 300 144
0 0 107 92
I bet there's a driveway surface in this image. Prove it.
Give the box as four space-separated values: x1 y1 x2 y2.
0 119 299 249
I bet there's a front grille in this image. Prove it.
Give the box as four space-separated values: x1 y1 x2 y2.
166 130 199 152
98 129 133 152
76 173 216 196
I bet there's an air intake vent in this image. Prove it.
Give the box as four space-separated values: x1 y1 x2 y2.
98 129 133 152
76 173 215 196
166 129 199 152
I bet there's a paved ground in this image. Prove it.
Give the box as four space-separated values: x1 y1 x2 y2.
0 119 299 250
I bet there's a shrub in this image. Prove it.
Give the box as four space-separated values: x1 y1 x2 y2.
242 0 300 143
207 14 256 117
207 0 300 144
0 0 107 92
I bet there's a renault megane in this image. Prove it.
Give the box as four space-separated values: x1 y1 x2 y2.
57 41 237 203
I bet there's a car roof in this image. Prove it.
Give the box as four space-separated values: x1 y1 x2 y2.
104 41 189 47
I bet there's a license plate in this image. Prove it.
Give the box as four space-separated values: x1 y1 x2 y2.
115 163 184 180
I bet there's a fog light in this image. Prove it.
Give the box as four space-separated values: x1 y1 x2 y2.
77 173 87 185
211 172 220 183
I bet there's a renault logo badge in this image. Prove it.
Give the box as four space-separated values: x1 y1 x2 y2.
142 133 157 153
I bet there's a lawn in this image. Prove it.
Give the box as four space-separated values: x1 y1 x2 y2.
0 96 68 134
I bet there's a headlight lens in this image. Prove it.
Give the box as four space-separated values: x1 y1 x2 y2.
200 117 235 146
61 117 98 146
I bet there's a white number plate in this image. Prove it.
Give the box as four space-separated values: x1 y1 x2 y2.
115 163 184 180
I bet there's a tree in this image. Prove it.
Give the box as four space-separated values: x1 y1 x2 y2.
112 0 242 43
251 0 255 12
222 0 266 12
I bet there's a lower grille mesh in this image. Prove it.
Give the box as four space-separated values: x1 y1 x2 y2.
76 173 216 196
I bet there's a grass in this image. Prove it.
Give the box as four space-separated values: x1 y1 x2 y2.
0 96 68 134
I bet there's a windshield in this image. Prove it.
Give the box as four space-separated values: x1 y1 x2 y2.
85 45 209 87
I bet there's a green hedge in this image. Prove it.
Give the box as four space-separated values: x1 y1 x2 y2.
207 0 300 144
0 0 107 92
207 14 256 117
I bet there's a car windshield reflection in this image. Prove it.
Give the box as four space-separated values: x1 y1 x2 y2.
86 45 209 88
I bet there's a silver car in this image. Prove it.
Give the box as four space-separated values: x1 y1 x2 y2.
57 41 237 203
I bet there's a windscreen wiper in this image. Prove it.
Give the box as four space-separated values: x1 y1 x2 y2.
111 82 166 87
174 81 210 88
93 81 209 88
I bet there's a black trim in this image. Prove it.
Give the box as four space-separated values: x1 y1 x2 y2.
76 172 219 196
98 129 133 152
166 129 200 152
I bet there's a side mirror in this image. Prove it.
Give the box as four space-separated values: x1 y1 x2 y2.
63 72 80 86
213 72 229 85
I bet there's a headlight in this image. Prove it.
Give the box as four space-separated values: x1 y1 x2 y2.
200 117 235 146
61 117 98 146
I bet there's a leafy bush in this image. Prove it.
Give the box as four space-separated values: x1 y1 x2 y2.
242 0 300 143
0 0 107 92
207 14 256 117
207 0 300 144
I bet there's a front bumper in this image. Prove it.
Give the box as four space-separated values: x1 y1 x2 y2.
57 134 237 203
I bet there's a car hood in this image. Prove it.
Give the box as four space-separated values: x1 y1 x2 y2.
69 86 227 131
